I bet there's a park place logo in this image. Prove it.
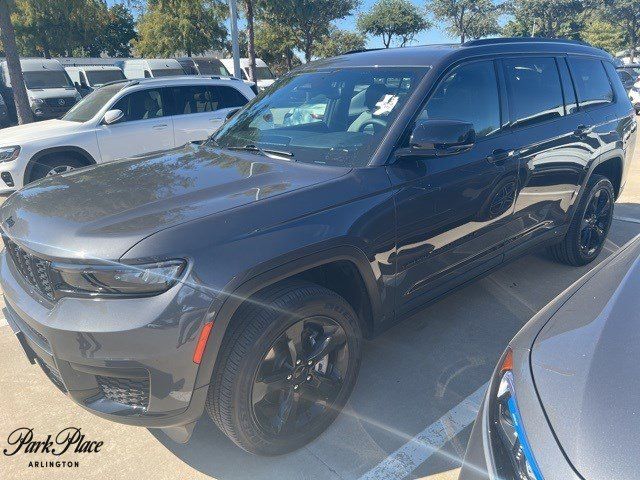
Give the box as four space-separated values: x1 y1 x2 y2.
3 427 103 469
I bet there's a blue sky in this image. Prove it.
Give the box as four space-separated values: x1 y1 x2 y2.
107 0 458 50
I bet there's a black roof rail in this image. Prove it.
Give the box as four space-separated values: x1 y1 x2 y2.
344 48 385 55
463 37 590 47
101 79 139 88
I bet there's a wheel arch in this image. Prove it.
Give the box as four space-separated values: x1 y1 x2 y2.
193 246 383 390
25 146 96 184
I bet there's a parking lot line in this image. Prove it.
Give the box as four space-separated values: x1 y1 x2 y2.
358 382 488 480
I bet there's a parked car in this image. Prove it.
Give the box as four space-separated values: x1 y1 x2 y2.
0 58 81 123
460 234 640 480
630 85 640 114
0 76 254 191
177 56 259 95
116 59 186 79
617 68 637 91
0 38 636 456
220 57 276 90
65 65 126 97
616 63 640 83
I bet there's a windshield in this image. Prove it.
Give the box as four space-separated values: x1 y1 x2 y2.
151 68 185 77
195 59 231 76
256 66 275 80
23 71 73 89
212 67 426 167
86 70 125 87
62 83 125 122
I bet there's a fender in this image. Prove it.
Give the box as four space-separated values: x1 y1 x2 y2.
25 146 96 182
192 244 384 390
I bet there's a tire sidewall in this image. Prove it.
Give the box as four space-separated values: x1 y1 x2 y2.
29 155 84 183
573 177 614 264
231 292 362 455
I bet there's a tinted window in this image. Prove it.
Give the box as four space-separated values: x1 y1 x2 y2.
618 70 633 83
419 61 500 138
171 85 219 114
504 57 564 127
112 88 165 122
63 83 125 122
568 58 614 109
152 68 185 77
214 86 249 109
23 71 73 89
85 70 125 87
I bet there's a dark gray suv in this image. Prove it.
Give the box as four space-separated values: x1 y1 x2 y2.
1 38 637 455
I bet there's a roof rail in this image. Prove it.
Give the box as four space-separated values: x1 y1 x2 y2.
463 37 590 47
101 79 139 88
343 48 384 55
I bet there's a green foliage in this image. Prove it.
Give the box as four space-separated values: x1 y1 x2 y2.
503 0 584 39
315 27 366 57
581 17 625 54
601 0 640 61
135 0 228 57
428 0 503 43
80 4 137 57
357 0 430 48
261 0 359 62
253 18 301 74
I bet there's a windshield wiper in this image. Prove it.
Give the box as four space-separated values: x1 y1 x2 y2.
227 144 294 159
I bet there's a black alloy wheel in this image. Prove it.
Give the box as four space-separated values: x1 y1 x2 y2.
578 186 613 257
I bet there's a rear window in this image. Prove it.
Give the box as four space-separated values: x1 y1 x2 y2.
85 70 125 87
151 68 185 78
504 57 565 128
568 58 614 109
214 85 248 109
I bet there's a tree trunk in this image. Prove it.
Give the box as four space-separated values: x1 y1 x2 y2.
0 0 33 125
304 33 312 62
246 0 257 82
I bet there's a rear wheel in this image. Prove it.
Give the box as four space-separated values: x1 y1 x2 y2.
206 281 362 455
28 155 87 183
547 174 614 266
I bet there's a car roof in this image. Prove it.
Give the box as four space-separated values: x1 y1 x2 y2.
104 75 248 89
301 38 612 72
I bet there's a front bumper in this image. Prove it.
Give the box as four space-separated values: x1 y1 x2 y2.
1 248 215 439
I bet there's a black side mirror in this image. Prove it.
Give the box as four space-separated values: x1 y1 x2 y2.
398 119 476 157
226 107 241 119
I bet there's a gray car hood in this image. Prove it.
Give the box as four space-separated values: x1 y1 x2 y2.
0 143 347 260
532 241 640 480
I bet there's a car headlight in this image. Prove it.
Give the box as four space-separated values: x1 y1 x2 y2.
0 146 21 162
29 97 44 107
52 260 186 298
488 348 543 480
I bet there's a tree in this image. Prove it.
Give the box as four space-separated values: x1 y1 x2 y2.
253 19 301 74
262 0 359 62
428 0 502 43
503 0 584 39
602 0 640 62
135 0 227 57
581 17 625 55
0 0 32 123
88 3 137 57
241 0 257 82
357 0 430 48
315 27 366 57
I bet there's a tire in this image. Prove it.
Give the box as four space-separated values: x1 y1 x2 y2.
547 174 614 266
206 280 362 455
28 154 87 184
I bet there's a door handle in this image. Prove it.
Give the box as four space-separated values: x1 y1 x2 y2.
486 149 518 164
152 124 168 130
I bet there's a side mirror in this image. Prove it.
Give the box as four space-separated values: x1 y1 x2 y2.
103 109 124 125
226 107 241 119
399 119 476 157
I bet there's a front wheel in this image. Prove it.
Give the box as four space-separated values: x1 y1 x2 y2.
547 174 614 266
28 155 86 184
206 281 362 455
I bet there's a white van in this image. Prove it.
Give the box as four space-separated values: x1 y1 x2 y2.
116 59 186 79
0 58 81 122
220 58 276 90
65 65 126 97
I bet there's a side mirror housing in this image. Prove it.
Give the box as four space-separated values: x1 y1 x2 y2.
103 109 124 125
399 119 476 157
226 107 241 120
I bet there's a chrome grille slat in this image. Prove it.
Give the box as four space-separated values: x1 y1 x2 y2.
3 237 56 301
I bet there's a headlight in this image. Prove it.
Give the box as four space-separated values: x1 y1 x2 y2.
52 260 186 298
0 146 21 162
29 97 44 107
488 348 543 480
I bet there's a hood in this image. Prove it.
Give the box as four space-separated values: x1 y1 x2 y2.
0 143 348 260
27 87 78 99
0 119 82 144
531 238 640 480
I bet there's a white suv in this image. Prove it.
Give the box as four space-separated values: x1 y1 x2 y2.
0 76 255 192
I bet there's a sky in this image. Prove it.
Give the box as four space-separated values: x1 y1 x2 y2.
106 0 459 51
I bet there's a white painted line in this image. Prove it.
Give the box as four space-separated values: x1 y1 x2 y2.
359 383 488 480
613 215 640 225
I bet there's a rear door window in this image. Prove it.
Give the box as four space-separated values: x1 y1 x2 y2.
503 57 565 128
567 58 614 109
419 60 501 139
171 85 218 114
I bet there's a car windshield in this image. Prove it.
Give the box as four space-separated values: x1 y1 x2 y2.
86 70 125 87
195 60 231 76
256 66 275 80
151 68 185 77
23 71 73 89
211 67 427 167
62 83 125 122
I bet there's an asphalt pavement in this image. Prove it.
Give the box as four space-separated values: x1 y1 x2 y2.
1 134 639 480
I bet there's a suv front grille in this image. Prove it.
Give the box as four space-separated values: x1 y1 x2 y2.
4 237 56 301
96 375 150 409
